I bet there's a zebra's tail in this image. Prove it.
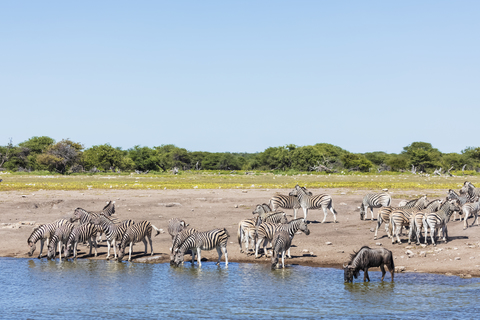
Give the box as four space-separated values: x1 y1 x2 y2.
152 225 162 237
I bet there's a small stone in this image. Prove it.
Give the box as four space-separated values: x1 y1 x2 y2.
302 249 309 253
445 273 453 276
470 257 475 260
455 257 461 261
242 190 248 193
340 192 346 195
405 246 413 249
370 228 375 232
396 266 406 272
454 247 458 250
405 250 414 255
21 195 27 198
461 274 472 279
376 243 382 246
420 244 427 248
419 251 427 257
340 203 347 206
234 205 238 208
325 242 332 245
400 256 405 259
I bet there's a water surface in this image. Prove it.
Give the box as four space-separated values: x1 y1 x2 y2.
0 258 478 319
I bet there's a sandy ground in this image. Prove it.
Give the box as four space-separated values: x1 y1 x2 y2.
1 188 480 278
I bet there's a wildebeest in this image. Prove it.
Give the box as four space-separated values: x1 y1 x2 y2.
343 246 394 282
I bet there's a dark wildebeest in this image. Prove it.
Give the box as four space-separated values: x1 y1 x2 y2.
343 246 394 282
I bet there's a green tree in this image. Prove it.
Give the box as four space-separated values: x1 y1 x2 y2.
340 153 373 172
37 139 83 174
402 142 442 172
17 136 55 170
83 144 125 171
127 146 159 171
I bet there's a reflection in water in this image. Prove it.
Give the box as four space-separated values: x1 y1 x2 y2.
1 258 480 319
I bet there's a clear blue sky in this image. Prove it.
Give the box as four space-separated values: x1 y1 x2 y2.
1 1 478 154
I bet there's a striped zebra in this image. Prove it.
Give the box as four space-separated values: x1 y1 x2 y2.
167 218 189 241
70 201 115 242
117 221 162 262
290 185 337 223
359 192 391 221
237 216 261 253
447 189 471 221
64 223 99 259
269 192 306 219
252 203 274 221
374 196 428 240
390 196 431 244
170 227 198 264
47 222 75 261
409 199 443 245
424 200 461 246
27 219 69 258
461 199 480 229
271 230 292 269
255 218 310 258
460 181 480 202
172 228 230 267
91 214 135 260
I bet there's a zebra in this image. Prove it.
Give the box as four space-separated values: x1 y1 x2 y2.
170 227 198 264
255 218 310 258
172 228 230 267
290 185 337 223
167 218 189 241
237 216 261 253
271 230 292 269
374 196 428 240
117 221 162 262
47 222 75 261
412 199 443 245
64 223 99 259
390 196 431 244
27 219 69 258
461 199 480 229
359 192 391 221
447 189 471 221
460 181 480 202
252 203 274 221
424 200 461 246
409 199 443 245
70 201 115 242
90 214 135 260
269 192 305 219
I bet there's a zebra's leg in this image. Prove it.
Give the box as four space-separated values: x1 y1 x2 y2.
287 247 291 259
374 218 383 240
38 239 45 259
255 237 262 258
107 239 112 260
197 248 202 267
321 207 328 223
281 250 285 268
415 222 422 245
190 249 195 265
216 247 222 266
329 203 338 223
223 246 228 266
148 235 154 255
293 208 297 220
303 207 308 222
430 225 436 246
369 206 374 221
74 241 78 260
128 242 133 261
443 225 448 242
93 237 98 257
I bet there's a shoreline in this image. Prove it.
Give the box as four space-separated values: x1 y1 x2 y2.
2 188 480 279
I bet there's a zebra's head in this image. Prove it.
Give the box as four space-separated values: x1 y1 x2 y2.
299 219 310 235
47 242 56 260
116 243 126 262
252 204 266 215
70 208 84 223
172 248 185 267
27 243 36 256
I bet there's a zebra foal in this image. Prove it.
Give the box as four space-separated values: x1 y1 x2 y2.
167 218 189 240
359 192 391 221
172 228 230 267
117 221 162 262
270 230 292 269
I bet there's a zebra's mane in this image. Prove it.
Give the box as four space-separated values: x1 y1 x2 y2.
425 199 441 209
102 201 113 211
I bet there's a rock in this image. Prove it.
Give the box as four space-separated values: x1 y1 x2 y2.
405 246 413 249
419 251 427 257
420 244 427 248
158 203 182 207
376 243 382 246
302 249 309 253
325 242 332 245
370 228 375 232
21 195 27 198
234 205 238 208
340 192 346 195
455 257 461 261
445 272 453 276
460 274 472 279
242 190 248 193
470 257 475 260
340 203 347 206
337 250 344 253
405 250 414 255
396 266 406 272
19 221 35 225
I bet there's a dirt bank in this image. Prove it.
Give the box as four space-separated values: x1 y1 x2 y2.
1 188 479 278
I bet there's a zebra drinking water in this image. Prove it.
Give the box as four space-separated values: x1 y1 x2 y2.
27 219 69 259
117 221 162 262
271 230 292 269
170 227 198 264
172 228 230 267
359 192 391 221
290 185 337 223
47 222 75 261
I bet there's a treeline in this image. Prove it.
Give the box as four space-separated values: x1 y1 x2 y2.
1 137 479 175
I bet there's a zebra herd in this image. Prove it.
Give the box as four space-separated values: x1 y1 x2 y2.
27 201 162 262
362 181 480 246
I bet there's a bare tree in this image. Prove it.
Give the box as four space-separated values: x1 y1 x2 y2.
0 138 13 168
